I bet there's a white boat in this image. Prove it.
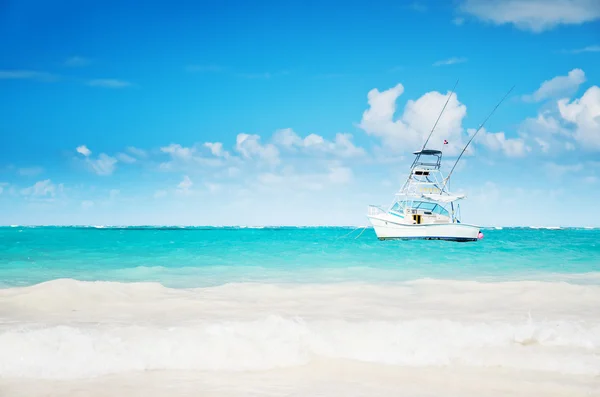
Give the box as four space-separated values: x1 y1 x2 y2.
367 149 481 242
366 81 515 242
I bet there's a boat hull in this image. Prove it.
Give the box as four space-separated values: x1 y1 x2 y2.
367 216 481 242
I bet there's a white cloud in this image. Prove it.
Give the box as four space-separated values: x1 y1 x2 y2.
76 145 91 157
535 137 550 153
89 154 118 176
177 175 193 192
159 143 230 170
87 79 132 88
127 146 147 158
20 179 56 197
520 112 570 136
0 183 7 195
458 0 600 32
273 128 301 147
76 145 118 175
204 142 230 158
273 128 365 157
116 153 136 163
161 144 195 160
359 83 468 155
235 133 280 166
433 57 467 66
81 200 94 209
558 85 600 150
0 70 57 82
523 69 586 102
564 45 600 54
473 127 529 157
64 56 90 67
18 167 44 176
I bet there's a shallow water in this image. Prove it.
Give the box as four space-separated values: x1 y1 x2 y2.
1 227 599 396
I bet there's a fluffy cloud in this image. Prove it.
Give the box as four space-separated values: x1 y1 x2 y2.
161 143 195 160
177 175 193 193
473 128 529 157
127 147 147 158
359 83 467 155
523 69 586 102
204 142 230 158
519 111 573 153
76 145 92 157
235 134 280 166
159 142 231 171
458 0 600 33
20 179 57 197
76 146 118 175
81 200 94 209
558 85 600 150
116 153 136 163
273 128 365 157
89 154 118 175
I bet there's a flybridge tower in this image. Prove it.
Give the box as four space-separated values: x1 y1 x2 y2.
397 149 465 206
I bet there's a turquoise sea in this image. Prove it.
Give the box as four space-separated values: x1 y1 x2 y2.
1 226 599 287
1 226 599 396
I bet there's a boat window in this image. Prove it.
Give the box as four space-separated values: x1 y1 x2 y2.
432 205 450 217
408 201 450 217
415 202 436 211
390 202 404 212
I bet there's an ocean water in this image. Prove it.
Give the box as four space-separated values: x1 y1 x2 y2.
1 226 599 396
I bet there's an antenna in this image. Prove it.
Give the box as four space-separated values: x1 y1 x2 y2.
420 78 459 152
442 85 515 191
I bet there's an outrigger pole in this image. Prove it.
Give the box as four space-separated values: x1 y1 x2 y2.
419 78 460 153
441 85 515 192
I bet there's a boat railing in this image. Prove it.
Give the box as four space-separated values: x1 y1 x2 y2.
368 205 387 216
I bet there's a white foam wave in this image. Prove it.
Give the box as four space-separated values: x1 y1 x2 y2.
1 315 599 379
1 279 599 380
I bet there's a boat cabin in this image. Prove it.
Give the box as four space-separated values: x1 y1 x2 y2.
389 199 451 225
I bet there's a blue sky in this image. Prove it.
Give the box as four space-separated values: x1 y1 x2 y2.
1 0 599 226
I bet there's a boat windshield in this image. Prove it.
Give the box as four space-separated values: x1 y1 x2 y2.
391 200 450 217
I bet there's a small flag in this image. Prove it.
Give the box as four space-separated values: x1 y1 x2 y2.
443 139 448 145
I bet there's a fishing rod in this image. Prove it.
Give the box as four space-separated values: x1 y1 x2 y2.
419 78 460 152
441 85 515 192
400 79 460 193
